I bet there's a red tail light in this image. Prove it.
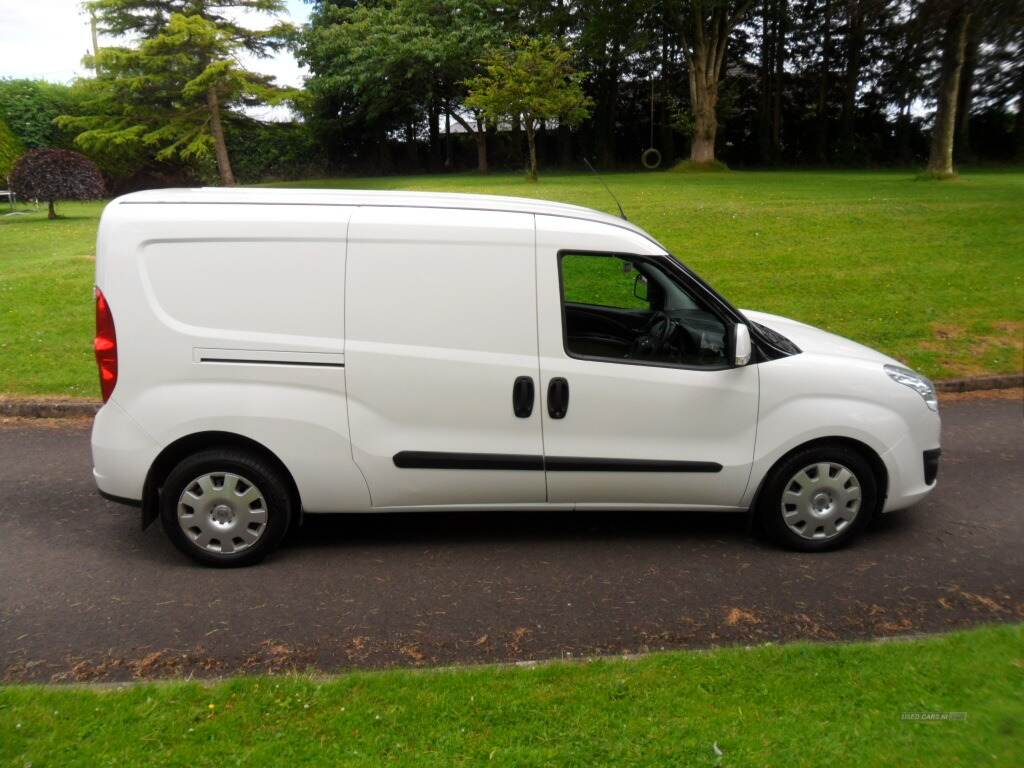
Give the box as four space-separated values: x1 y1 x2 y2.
94 288 118 403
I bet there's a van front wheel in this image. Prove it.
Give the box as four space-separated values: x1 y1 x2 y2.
757 444 877 552
159 449 293 566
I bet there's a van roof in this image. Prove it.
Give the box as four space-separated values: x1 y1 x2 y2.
113 187 665 250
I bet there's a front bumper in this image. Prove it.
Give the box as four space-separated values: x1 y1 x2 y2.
880 426 941 513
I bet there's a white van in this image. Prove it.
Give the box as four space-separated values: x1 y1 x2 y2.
91 188 941 565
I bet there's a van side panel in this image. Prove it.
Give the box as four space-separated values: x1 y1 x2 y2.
92 202 371 512
344 206 546 507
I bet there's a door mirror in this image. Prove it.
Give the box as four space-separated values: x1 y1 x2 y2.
734 323 752 366
633 274 648 303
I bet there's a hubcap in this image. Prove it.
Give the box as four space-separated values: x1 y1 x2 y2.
177 472 268 554
780 461 861 541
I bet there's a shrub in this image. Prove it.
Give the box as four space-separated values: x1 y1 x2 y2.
0 79 77 149
1 78 155 184
10 148 105 219
224 119 328 184
0 117 23 179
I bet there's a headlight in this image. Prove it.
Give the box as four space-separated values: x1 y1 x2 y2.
884 364 938 412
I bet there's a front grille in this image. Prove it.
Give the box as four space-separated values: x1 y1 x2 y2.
923 449 941 485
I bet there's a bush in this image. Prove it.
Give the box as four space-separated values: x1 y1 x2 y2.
0 117 24 179
224 119 327 184
10 148 105 219
1 78 155 185
0 79 77 150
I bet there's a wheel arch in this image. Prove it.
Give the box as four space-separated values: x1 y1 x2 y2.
748 436 889 517
142 431 303 529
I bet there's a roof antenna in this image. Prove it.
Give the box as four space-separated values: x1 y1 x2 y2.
583 158 628 221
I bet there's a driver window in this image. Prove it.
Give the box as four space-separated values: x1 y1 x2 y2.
559 252 729 368
561 254 650 310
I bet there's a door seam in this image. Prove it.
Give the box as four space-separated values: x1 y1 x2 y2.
532 214 550 502
342 208 375 507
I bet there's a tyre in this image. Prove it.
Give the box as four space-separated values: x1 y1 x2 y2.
756 443 878 552
159 448 293 566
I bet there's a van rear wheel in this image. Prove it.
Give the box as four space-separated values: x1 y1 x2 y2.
756 443 877 552
159 449 293 566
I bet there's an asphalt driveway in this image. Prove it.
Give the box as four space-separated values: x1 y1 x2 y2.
1 395 1021 682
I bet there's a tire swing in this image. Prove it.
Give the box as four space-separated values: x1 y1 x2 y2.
640 76 661 169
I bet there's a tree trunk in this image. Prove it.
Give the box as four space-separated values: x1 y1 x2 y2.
690 74 719 164
683 4 752 166
954 13 980 163
377 126 394 175
772 0 785 161
897 99 912 165
486 121 496 170
558 122 573 168
815 0 835 163
927 3 971 177
475 132 488 173
405 122 418 169
757 0 772 162
444 106 452 169
90 11 101 73
1015 74 1024 161
688 38 722 165
428 101 440 172
600 64 620 168
206 86 235 186
47 200 56 220
659 39 676 163
838 0 865 162
511 113 523 170
525 122 538 181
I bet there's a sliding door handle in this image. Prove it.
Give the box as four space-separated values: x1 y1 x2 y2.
547 377 569 419
512 376 535 418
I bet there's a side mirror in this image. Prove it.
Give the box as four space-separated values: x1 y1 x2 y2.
633 274 648 302
734 323 752 366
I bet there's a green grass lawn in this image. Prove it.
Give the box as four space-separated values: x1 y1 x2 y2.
1 169 1022 397
1 624 1020 766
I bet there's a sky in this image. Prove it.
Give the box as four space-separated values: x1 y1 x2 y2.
0 0 311 96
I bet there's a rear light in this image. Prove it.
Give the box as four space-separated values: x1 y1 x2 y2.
94 287 118 403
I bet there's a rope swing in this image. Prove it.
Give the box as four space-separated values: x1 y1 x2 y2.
641 75 661 169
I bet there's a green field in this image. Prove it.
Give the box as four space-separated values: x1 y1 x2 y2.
1 624 1020 767
1 170 1022 397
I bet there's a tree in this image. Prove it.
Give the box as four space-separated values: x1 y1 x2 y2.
570 0 649 167
678 0 756 165
466 37 592 180
62 1 295 186
757 0 789 163
926 1 972 177
298 0 504 173
967 0 1024 160
9 148 105 219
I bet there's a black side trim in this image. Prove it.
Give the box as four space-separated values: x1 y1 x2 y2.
200 357 344 368
546 457 722 473
393 451 544 471
392 451 722 473
98 489 142 508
